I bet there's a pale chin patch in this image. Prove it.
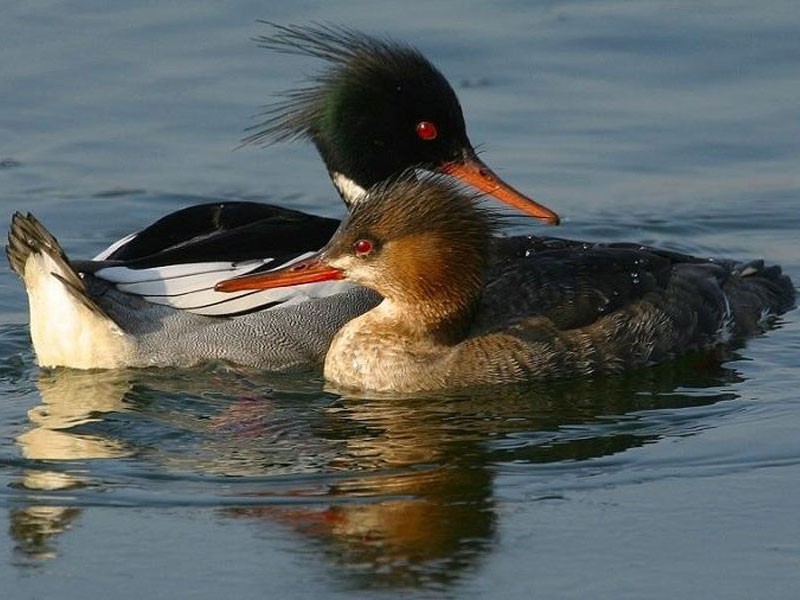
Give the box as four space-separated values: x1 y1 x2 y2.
332 172 367 206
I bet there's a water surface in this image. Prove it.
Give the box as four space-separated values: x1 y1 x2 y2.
2 2 799 598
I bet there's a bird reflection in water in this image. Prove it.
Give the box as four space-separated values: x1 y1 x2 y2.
11 369 133 562
219 352 743 589
11 353 742 588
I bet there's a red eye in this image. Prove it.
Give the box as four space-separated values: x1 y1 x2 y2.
354 239 373 256
415 121 438 141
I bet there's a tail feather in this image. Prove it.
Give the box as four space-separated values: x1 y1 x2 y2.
7 212 106 318
726 259 796 336
5 212 51 277
6 212 134 369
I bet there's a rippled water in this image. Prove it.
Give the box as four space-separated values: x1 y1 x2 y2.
2 2 799 598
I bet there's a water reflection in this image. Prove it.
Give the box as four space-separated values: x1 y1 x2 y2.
11 369 133 562
11 355 742 587
9 505 81 562
223 354 740 588
20 369 133 465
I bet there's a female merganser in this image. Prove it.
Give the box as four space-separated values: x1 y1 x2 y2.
216 175 795 393
6 24 558 370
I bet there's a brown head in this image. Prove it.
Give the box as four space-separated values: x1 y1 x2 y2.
217 175 500 339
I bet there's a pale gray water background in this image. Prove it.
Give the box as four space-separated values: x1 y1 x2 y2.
2 1 800 598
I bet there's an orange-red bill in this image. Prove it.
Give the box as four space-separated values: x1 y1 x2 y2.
440 156 560 225
215 257 343 292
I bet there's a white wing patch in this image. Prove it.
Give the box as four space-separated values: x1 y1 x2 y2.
94 254 355 316
93 231 140 260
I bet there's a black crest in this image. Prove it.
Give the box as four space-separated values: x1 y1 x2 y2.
243 22 452 147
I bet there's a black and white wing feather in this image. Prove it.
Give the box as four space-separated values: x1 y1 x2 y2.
78 201 351 317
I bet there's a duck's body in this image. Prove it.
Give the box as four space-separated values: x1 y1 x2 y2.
6 24 560 370
323 246 790 392
218 177 795 393
7 210 379 369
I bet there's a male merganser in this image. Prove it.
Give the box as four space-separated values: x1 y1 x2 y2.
6 24 558 370
216 175 795 393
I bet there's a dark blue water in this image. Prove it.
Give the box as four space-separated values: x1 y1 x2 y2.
2 2 799 598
